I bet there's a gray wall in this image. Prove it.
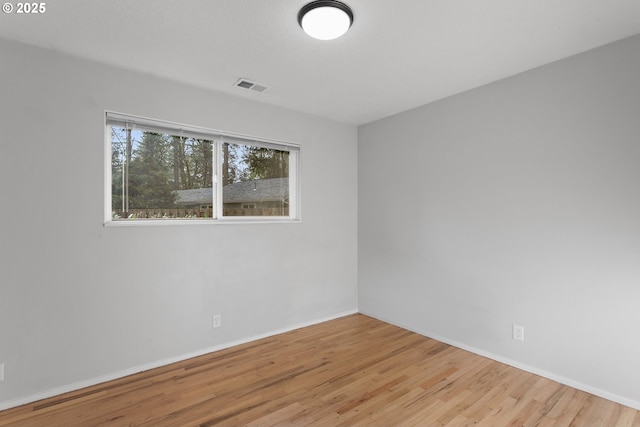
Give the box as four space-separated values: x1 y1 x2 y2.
359 34 640 408
0 38 358 407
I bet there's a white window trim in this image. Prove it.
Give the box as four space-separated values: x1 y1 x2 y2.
104 111 301 226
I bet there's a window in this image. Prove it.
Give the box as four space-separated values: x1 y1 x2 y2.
105 112 300 224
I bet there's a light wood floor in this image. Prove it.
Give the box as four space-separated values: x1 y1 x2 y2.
0 314 638 426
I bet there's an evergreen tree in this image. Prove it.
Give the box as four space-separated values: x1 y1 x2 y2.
127 132 177 209
244 147 289 180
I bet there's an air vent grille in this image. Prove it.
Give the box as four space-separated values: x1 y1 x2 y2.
234 78 269 93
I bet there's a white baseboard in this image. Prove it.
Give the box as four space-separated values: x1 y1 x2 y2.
0 309 357 412
359 310 640 411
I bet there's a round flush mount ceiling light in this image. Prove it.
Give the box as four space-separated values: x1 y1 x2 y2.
298 0 354 40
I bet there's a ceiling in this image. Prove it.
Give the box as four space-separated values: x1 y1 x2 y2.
1 0 640 125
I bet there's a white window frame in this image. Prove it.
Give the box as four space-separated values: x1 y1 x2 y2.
104 112 300 225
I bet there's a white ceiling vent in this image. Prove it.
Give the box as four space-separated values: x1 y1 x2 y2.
234 78 269 93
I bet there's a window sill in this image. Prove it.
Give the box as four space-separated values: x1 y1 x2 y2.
104 218 302 227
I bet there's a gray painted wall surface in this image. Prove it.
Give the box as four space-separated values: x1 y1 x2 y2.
3 31 640 411
0 38 358 406
359 35 640 407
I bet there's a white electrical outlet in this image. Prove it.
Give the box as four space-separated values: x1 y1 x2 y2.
513 324 525 342
0 363 4 381
212 314 222 329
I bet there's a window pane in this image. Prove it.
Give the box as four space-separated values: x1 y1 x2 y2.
222 143 289 217
111 127 214 220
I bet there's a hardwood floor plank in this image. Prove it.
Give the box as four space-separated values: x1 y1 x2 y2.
0 314 636 426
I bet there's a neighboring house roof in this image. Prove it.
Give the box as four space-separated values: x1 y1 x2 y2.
224 177 288 204
175 178 288 205
175 187 214 205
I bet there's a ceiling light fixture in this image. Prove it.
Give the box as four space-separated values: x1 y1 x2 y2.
298 0 354 41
